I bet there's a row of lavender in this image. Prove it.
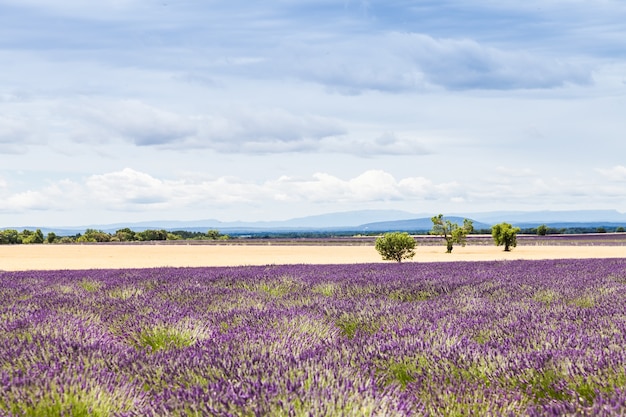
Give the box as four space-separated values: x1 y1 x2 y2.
1 259 625 416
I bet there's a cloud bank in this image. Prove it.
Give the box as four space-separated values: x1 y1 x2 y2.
1 1 625 224
1 167 623 223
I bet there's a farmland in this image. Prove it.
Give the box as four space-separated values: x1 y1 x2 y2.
1 259 626 415
1 234 626 271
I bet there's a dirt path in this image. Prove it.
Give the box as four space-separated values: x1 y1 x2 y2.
1 244 624 271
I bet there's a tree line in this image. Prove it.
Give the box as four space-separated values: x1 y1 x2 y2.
1 221 624 245
0 228 229 244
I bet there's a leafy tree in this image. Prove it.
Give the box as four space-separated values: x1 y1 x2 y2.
375 232 416 262
136 229 168 241
83 229 111 242
206 229 222 240
170 230 205 239
536 224 548 236
76 234 93 243
617 227 625 233
115 228 136 242
492 222 521 252
46 232 57 244
19 229 32 242
430 214 473 253
205 229 230 240
20 229 44 244
76 229 111 243
0 229 21 244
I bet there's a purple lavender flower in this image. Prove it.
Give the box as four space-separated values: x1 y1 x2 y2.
0 259 625 415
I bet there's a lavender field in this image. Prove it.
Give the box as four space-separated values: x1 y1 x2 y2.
1 259 626 416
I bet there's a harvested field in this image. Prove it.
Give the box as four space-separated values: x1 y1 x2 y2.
1 243 624 271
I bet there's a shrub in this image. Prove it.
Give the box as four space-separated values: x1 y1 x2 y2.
375 232 416 262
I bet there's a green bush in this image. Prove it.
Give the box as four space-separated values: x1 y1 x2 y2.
375 232 416 263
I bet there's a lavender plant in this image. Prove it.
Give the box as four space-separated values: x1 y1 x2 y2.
1 259 626 415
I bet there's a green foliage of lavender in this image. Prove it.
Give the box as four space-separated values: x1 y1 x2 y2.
1 260 626 416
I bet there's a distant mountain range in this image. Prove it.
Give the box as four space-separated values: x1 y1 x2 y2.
5 209 626 235
459 210 626 224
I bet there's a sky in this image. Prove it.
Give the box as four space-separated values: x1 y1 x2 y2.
1 0 625 227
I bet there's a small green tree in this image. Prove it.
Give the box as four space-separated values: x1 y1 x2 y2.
46 232 57 244
136 229 168 241
430 214 473 253
206 229 222 240
375 232 416 263
492 222 521 252
21 229 44 244
115 228 136 242
78 229 111 243
0 229 21 244
536 224 548 236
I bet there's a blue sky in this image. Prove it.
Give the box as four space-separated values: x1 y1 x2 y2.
1 0 625 226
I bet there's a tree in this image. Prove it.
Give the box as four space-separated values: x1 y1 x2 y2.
46 232 57 244
492 222 521 252
375 232 416 262
206 229 222 240
20 229 44 244
536 224 548 236
136 229 168 241
430 214 473 253
77 229 111 243
204 229 230 240
115 228 136 242
0 229 21 244
32 229 45 244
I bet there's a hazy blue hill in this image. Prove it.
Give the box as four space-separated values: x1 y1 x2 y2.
466 209 626 224
357 217 492 232
274 209 420 228
5 209 626 235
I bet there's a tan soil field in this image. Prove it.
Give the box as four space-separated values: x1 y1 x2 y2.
1 244 624 271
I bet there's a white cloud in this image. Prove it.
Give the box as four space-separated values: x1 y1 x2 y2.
0 115 38 153
2 0 625 225
2 166 625 221
0 179 82 212
361 132 431 155
74 100 197 146
85 168 169 206
396 33 591 90
398 177 459 197
278 32 592 93
494 167 537 178
276 170 403 202
194 107 346 153
0 168 461 214
463 173 616 211
84 169 264 211
597 165 626 181
6 97 437 155
266 170 461 204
